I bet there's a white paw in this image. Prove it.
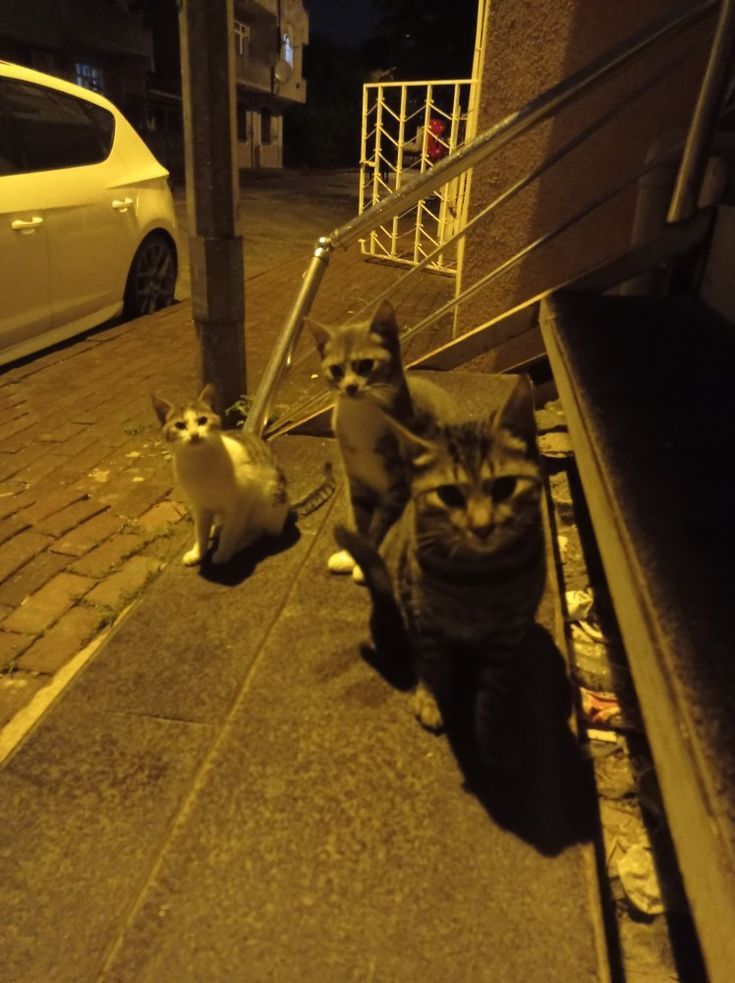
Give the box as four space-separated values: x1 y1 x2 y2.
183 547 202 566
328 549 356 574
411 684 444 732
352 564 366 584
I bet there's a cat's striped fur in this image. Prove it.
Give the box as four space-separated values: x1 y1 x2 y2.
335 375 545 773
306 300 453 580
152 385 334 566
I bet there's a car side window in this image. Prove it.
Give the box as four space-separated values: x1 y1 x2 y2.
0 113 26 175
0 78 115 173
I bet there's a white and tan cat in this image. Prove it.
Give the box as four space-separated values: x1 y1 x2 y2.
152 384 332 566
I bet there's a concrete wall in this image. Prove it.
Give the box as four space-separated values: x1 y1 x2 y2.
456 0 714 347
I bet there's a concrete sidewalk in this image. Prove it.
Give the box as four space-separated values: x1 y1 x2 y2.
0 193 606 978
0 393 605 982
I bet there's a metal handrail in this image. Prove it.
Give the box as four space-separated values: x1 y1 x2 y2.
272 39 702 405
244 0 715 435
263 138 684 440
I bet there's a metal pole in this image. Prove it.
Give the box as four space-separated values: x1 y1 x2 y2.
668 0 735 222
179 0 246 425
243 239 334 434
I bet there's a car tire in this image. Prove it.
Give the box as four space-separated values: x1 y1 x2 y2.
123 232 177 319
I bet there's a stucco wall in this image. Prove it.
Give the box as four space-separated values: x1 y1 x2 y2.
456 0 714 344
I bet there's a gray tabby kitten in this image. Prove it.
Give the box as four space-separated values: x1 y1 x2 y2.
336 375 545 773
153 385 333 566
306 300 453 581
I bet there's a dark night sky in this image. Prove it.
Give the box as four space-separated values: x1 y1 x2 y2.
305 0 379 45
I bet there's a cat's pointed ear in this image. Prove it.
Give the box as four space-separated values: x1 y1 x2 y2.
151 394 172 427
491 374 537 449
304 317 333 353
198 384 216 409
370 300 400 341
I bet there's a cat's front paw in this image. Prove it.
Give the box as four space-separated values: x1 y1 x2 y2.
182 546 202 566
411 683 444 732
352 564 365 584
328 549 356 575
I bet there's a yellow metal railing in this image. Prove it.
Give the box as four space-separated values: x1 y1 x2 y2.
359 80 474 275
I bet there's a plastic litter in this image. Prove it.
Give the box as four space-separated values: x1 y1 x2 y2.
565 588 594 621
617 843 665 916
580 687 623 727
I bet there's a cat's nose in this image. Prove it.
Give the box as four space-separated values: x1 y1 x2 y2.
189 433 201 444
344 382 358 397
472 522 495 540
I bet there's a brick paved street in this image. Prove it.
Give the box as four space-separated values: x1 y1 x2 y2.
0 170 453 739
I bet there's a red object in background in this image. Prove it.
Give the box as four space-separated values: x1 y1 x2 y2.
426 118 447 162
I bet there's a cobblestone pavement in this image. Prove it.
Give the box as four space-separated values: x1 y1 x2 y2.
0 170 453 737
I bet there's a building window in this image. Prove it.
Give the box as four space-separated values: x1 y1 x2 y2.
234 20 250 56
237 106 249 142
261 109 272 145
281 31 294 67
75 63 103 93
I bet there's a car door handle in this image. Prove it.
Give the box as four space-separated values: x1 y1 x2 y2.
112 198 134 212
11 216 44 232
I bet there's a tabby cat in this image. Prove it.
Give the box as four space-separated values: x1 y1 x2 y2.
152 384 334 566
335 375 545 773
306 300 453 580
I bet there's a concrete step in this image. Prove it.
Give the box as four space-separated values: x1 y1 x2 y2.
540 291 735 983
0 386 605 981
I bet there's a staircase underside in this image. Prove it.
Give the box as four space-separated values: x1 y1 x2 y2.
0 374 605 981
540 291 735 981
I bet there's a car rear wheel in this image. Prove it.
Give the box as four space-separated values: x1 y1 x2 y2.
123 232 177 319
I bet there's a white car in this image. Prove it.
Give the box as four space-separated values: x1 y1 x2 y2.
0 61 178 366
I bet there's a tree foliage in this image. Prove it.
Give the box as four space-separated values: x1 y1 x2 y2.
285 1 478 167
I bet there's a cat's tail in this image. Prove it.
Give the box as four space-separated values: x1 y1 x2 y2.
333 525 393 598
291 461 336 518
335 525 412 676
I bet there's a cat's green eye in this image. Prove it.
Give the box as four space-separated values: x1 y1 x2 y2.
329 365 344 380
491 476 517 501
197 416 208 426
436 485 465 508
354 358 374 376
175 421 187 430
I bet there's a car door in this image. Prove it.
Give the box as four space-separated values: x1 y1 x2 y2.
0 78 132 331
0 92 51 349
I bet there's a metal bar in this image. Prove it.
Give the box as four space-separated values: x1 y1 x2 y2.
358 82 369 220
373 87 385 208
328 0 716 251
267 36 706 427
399 141 682 350
392 85 408 256
364 78 473 90
668 0 735 221
345 45 698 324
246 0 714 436
243 238 333 434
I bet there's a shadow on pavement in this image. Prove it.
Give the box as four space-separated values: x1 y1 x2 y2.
360 622 596 857
198 522 301 587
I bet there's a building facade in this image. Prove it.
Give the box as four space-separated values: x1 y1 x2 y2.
0 0 309 175
232 0 308 169
0 0 153 131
